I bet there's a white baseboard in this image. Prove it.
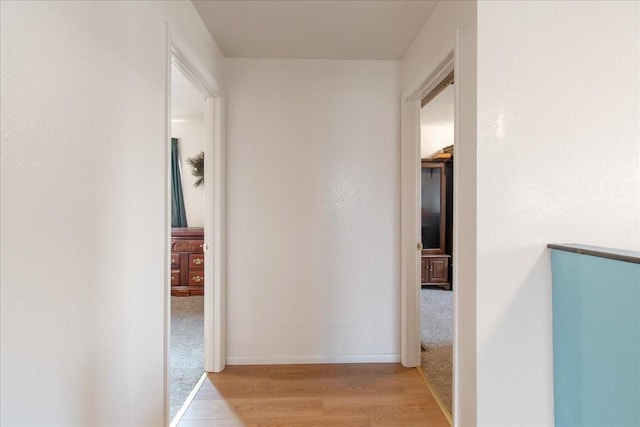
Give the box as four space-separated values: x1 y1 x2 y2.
226 353 401 365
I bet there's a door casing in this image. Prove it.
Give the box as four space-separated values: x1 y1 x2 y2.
164 22 226 426
400 45 460 421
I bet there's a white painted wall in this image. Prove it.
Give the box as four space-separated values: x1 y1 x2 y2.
421 125 454 158
476 1 640 425
225 59 401 364
401 1 477 425
173 119 205 227
0 1 224 425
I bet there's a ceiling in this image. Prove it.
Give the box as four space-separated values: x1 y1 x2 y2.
171 66 204 121
421 83 454 127
192 0 438 60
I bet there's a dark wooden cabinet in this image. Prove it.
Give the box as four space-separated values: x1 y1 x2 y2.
171 227 204 296
421 254 451 290
421 158 453 290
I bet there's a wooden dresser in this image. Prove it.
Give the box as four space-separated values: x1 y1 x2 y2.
421 254 451 290
171 227 204 296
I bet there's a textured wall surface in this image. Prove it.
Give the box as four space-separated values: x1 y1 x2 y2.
0 1 224 425
477 1 640 425
225 59 401 364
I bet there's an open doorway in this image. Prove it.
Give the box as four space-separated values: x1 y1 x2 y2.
419 72 454 417
169 63 206 421
164 32 226 426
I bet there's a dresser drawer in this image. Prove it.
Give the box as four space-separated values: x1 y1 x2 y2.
170 254 180 269
170 271 180 286
172 240 204 253
189 254 204 268
188 272 205 286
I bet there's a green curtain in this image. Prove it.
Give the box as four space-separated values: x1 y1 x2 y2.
171 138 188 228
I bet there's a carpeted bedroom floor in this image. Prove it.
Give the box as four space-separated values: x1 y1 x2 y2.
170 295 204 421
421 287 453 415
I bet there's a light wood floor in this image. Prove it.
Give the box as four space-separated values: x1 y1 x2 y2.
177 363 451 426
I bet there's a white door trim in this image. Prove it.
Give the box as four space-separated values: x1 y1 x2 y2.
400 26 478 424
400 51 454 368
164 21 226 425
400 45 459 420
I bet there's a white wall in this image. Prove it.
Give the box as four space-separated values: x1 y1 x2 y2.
401 1 477 425
173 119 205 227
421 124 454 158
225 59 401 363
476 1 640 425
0 1 224 425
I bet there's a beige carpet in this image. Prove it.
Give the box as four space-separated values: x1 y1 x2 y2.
170 296 204 421
420 287 453 414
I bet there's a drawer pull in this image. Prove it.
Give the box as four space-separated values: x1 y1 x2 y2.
192 258 203 265
171 276 175 281
193 276 203 283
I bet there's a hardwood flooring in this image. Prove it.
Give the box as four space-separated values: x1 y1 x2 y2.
177 364 451 426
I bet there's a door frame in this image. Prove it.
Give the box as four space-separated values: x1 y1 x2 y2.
400 47 458 416
400 25 478 424
164 22 227 424
400 49 454 364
